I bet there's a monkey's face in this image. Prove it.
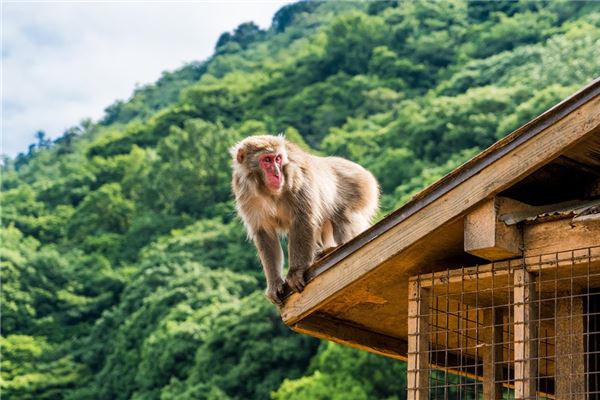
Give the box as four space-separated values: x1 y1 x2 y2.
258 152 284 192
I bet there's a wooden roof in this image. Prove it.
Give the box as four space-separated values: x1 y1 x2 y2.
280 78 600 360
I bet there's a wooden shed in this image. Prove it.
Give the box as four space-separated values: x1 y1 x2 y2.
281 78 600 399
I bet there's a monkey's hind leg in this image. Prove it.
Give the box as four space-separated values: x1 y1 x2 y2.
333 212 371 246
316 219 338 259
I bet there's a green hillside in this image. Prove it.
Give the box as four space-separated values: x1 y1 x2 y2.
2 1 599 399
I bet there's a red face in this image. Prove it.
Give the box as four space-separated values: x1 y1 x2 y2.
259 153 284 192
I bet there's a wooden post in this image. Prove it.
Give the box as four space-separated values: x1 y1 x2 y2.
483 308 504 399
407 278 430 400
555 295 586 399
514 269 538 399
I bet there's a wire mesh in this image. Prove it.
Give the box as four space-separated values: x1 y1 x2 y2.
407 246 600 399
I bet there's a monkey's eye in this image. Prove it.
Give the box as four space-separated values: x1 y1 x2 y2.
275 155 282 163
264 156 272 163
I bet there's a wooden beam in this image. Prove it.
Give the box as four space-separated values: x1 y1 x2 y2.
555 295 586 399
407 279 430 400
514 269 538 400
464 196 528 260
523 217 600 257
483 308 504 400
417 218 600 289
281 94 600 326
292 314 408 361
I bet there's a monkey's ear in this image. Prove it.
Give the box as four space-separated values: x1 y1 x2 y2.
236 148 245 163
229 145 245 163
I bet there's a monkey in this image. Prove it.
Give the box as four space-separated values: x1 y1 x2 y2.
231 135 379 306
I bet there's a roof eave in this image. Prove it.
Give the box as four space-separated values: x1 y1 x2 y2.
281 77 600 326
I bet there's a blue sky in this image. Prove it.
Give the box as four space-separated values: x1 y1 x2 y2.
1 1 292 158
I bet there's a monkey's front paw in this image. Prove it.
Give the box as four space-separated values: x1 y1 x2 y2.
265 280 285 307
285 269 306 293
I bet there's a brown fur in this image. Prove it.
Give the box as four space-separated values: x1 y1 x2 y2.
231 135 379 305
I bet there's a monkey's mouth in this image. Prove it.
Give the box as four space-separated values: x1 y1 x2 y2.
266 175 284 191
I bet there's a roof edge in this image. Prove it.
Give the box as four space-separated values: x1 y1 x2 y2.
301 77 600 284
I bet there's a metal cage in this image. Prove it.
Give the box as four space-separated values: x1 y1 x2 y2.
407 246 600 399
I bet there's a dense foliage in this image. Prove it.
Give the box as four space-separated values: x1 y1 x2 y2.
2 1 599 398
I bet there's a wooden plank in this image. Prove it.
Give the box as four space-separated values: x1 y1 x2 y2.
418 253 600 292
407 279 430 400
415 216 600 290
420 261 513 289
555 295 586 399
523 217 600 257
514 269 538 400
292 314 408 361
483 308 504 400
464 197 527 260
562 131 600 171
281 96 600 326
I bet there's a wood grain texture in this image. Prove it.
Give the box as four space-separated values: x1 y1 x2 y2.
302 222 599 359
282 78 600 297
524 217 600 257
555 296 586 399
464 196 528 260
292 314 408 361
281 96 600 325
407 279 430 400
483 308 504 400
514 269 538 400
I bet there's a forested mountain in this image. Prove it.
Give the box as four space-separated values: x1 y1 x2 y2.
2 1 599 399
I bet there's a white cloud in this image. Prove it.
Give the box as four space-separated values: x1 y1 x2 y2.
1 1 292 158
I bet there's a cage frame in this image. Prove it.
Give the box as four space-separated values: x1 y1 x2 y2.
407 247 600 399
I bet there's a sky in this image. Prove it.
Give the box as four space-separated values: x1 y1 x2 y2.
1 0 293 158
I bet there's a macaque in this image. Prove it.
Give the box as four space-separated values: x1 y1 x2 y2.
231 135 379 306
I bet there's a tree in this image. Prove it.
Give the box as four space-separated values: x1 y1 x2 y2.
469 11 556 58
67 183 134 239
148 119 239 217
1 335 86 399
182 292 319 400
274 342 408 400
3 2 599 399
35 130 51 149
216 22 266 51
272 1 320 32
324 12 390 75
